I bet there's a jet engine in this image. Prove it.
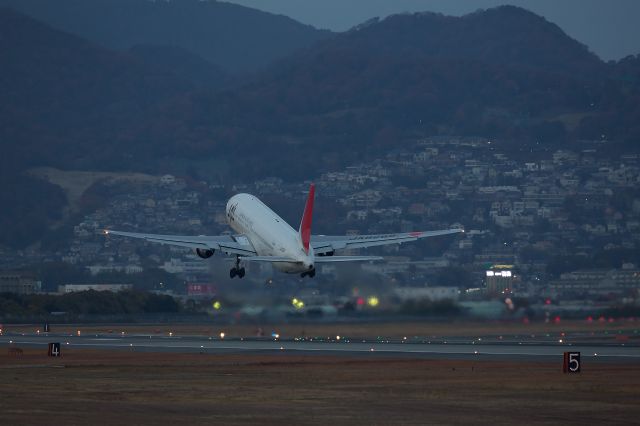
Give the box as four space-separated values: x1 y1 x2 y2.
195 248 215 259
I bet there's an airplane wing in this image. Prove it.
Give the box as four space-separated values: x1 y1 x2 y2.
311 229 463 255
104 230 257 257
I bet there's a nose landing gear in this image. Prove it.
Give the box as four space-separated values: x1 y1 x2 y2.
230 256 245 279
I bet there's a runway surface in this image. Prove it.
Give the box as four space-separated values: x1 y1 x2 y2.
2 332 639 362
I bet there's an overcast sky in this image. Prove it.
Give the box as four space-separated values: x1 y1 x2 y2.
225 0 640 61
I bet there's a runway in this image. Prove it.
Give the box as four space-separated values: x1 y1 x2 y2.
2 333 639 362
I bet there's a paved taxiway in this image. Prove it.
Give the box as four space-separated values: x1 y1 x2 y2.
2 333 639 362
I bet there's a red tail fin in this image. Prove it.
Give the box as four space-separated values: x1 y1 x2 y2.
299 183 315 254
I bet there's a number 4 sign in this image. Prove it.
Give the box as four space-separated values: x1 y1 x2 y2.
48 342 61 357
563 351 580 373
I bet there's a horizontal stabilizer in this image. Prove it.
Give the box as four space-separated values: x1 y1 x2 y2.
314 256 383 263
240 256 300 263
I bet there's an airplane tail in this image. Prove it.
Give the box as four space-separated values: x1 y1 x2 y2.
299 183 315 254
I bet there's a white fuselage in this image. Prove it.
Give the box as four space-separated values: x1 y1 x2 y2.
225 194 314 273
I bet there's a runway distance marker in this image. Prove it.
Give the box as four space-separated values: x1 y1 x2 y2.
48 342 61 357
563 351 580 373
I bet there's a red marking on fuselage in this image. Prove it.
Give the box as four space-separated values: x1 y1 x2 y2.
409 231 423 237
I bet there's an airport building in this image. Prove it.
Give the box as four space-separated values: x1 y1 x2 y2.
394 286 460 302
0 271 41 294
58 284 133 293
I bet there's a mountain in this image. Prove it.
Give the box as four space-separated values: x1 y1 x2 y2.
5 5 637 177
0 0 332 73
2 6 640 248
129 44 229 91
0 7 198 171
0 7 200 248
340 7 604 77
146 6 636 176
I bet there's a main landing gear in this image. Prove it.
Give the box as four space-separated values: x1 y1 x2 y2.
230 256 245 279
300 268 316 278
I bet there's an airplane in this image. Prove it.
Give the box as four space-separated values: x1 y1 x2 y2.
104 183 463 278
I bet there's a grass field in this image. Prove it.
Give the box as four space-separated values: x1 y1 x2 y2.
1 348 639 425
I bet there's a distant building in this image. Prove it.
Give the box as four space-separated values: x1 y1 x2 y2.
548 269 640 299
58 284 133 293
161 258 209 275
394 286 459 302
0 272 41 294
160 174 176 185
186 283 217 297
87 264 143 275
485 265 515 296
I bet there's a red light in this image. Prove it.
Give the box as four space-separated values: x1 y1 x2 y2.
356 297 365 306
586 316 593 323
545 299 551 305
553 316 561 324
608 317 614 323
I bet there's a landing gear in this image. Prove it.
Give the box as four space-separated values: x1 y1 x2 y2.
229 267 245 278
300 269 316 278
230 256 246 279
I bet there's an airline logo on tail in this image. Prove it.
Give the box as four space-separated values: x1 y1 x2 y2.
299 183 315 254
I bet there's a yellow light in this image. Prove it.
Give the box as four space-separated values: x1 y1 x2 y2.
169 332 173 337
220 332 225 339
292 298 304 309
367 296 379 307
77 330 81 336
213 301 221 310
336 335 341 341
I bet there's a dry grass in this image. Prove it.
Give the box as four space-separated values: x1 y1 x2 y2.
1 348 639 425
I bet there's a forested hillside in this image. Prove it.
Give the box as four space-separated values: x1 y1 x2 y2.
1 5 639 248
0 0 332 73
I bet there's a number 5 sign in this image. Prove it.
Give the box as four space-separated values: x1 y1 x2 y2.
563 351 580 373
